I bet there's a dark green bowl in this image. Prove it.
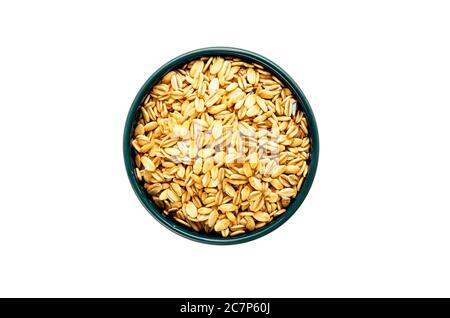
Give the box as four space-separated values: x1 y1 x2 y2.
123 47 319 245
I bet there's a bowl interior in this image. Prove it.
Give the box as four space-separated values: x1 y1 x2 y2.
123 47 319 244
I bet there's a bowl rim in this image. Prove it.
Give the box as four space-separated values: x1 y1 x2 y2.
123 47 319 245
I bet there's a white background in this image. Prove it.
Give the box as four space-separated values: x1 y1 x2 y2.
0 0 449 297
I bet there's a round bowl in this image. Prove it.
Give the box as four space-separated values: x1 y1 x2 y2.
123 47 319 244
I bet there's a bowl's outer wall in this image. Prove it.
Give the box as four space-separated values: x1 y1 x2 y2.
123 47 319 245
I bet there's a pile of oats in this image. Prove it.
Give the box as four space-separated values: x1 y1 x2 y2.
132 57 310 237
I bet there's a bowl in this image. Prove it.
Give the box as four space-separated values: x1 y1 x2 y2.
123 47 319 244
